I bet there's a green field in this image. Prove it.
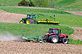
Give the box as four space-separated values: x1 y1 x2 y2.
0 0 82 44
0 23 82 45
0 6 82 27
0 0 82 10
0 23 73 39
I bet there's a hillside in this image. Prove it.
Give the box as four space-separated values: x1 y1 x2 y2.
0 0 82 10
55 0 82 10
0 0 82 54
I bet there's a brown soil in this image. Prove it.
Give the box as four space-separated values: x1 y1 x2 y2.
0 10 26 23
65 11 82 16
71 27 82 40
0 42 81 54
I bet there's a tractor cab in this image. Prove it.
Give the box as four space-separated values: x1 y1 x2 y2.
48 28 61 35
27 14 36 19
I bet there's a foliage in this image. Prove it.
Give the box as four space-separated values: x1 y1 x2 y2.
0 0 82 10
69 37 82 45
18 0 30 6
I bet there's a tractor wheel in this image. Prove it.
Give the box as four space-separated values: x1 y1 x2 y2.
20 20 23 24
49 36 59 43
62 38 68 44
26 20 30 24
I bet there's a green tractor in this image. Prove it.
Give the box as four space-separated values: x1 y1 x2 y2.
20 14 37 24
19 14 59 25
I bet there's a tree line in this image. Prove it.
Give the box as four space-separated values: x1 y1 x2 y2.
18 0 56 8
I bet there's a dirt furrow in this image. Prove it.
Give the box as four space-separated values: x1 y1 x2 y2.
0 42 82 54
65 11 82 16
71 27 82 40
0 10 26 23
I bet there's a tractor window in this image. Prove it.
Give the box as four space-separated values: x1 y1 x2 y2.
48 29 53 33
53 30 59 34
49 29 59 34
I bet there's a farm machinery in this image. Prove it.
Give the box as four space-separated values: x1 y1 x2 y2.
20 14 37 24
22 28 68 44
19 14 59 25
42 28 68 44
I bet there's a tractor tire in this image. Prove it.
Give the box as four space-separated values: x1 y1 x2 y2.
62 38 68 44
49 36 59 43
19 20 24 24
26 20 30 24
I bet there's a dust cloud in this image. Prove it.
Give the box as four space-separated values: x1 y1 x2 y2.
0 32 26 42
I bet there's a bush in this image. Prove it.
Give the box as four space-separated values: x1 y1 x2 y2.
18 0 34 6
18 0 29 6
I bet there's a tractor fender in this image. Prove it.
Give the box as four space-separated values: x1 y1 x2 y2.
46 33 56 36
59 34 68 38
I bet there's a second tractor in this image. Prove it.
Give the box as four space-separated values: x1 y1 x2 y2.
19 14 59 25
